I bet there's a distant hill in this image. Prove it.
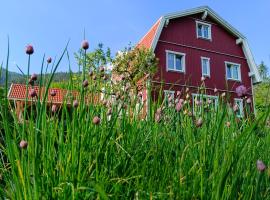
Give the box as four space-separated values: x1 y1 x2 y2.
0 68 72 87
0 68 25 86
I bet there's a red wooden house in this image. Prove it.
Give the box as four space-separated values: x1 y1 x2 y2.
137 6 261 116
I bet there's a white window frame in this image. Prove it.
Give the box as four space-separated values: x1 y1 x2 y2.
225 61 241 82
201 57 210 77
196 21 212 40
192 93 218 114
166 50 186 73
234 98 244 117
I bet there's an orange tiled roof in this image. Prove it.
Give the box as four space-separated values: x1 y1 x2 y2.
8 83 79 105
137 18 161 49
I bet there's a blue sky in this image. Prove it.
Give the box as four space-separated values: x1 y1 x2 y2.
0 0 269 74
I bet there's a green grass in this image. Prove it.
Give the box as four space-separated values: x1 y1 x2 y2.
0 44 270 199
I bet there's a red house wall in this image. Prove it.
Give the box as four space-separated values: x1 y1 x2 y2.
152 14 253 105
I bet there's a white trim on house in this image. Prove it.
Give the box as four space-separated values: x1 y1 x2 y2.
225 61 241 82
7 83 13 98
201 57 210 77
201 11 208 20
149 6 261 84
165 50 186 73
234 98 244 117
196 21 212 40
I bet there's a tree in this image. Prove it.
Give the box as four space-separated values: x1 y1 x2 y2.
258 61 268 81
112 46 158 91
75 43 112 73
255 62 270 115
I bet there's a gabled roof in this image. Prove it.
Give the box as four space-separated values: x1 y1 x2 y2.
137 6 261 83
137 17 161 49
8 83 79 105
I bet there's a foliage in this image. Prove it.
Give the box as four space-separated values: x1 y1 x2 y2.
258 61 268 81
112 46 158 90
75 43 112 72
255 62 270 115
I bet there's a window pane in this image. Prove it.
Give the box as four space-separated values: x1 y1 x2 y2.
227 65 232 79
233 65 239 80
203 25 209 38
198 24 203 37
168 53 174 70
175 54 182 71
202 59 208 75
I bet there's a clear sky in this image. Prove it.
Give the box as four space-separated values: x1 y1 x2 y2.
0 0 269 74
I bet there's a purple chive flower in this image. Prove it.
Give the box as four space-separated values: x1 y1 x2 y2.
30 89 37 98
19 140 28 149
175 102 183 112
233 104 239 112
214 88 218 93
236 85 247 97
195 100 202 106
83 80 89 88
226 121 231 128
196 118 203 127
89 71 93 76
73 100 79 108
155 112 162 123
93 116 101 125
257 160 266 172
81 40 89 50
221 92 226 97
201 76 206 82
92 75 97 80
51 104 57 113
179 99 184 104
47 57 52 63
25 44 34 55
246 98 252 104
176 91 181 97
31 73 38 81
50 90 57 97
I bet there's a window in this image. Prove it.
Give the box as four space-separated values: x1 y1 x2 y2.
196 21 212 40
192 94 218 114
234 98 243 117
164 90 175 104
201 57 210 77
226 62 241 81
166 50 185 72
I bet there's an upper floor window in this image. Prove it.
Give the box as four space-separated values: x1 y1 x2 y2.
166 50 185 73
196 21 212 40
225 62 241 81
201 57 210 77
